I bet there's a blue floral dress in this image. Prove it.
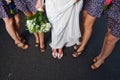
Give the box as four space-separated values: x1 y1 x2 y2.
106 0 120 37
13 0 36 13
83 0 105 17
0 0 18 18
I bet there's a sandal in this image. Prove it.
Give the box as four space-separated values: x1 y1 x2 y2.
52 50 58 58
74 44 80 50
72 50 83 58
16 42 28 50
91 59 104 70
40 47 45 53
58 52 63 59
93 57 98 62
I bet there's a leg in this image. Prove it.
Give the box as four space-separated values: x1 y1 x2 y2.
34 32 40 47
14 13 24 41
93 29 110 62
23 12 33 18
14 14 21 35
79 11 96 51
91 28 120 69
73 10 88 50
39 33 45 52
3 17 28 49
72 10 96 57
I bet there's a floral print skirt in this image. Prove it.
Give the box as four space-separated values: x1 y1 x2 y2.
14 0 36 13
83 0 105 17
106 0 120 37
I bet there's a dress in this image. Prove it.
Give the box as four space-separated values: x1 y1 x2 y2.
84 0 105 17
106 0 120 38
13 0 36 12
45 0 83 49
0 0 18 18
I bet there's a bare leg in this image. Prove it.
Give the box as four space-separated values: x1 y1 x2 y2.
34 32 40 47
14 14 20 33
39 33 45 52
80 10 88 36
93 29 110 62
24 12 40 48
3 18 20 43
72 10 96 57
23 12 33 18
74 10 88 50
91 28 120 69
3 17 28 49
78 11 96 51
14 14 22 40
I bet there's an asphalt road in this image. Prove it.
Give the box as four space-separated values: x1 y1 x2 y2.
0 14 120 80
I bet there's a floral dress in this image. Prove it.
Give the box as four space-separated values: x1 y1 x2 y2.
0 0 18 18
84 0 105 17
13 0 36 12
106 0 120 37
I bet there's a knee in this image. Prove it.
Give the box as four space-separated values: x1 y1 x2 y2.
24 12 33 17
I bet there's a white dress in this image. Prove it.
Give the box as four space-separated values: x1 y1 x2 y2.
45 0 83 49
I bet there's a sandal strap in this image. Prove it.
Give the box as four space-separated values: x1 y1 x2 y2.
72 50 83 57
40 47 45 52
16 42 28 49
74 44 81 50
91 64 98 70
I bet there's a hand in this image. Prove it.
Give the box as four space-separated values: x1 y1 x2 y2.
35 0 44 11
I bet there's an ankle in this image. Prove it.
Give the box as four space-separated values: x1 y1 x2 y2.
40 42 45 47
14 40 22 44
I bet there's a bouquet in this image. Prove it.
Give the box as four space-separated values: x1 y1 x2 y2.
26 9 51 33
6 0 18 14
103 0 112 11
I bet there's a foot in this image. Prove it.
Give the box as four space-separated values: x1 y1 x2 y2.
40 46 45 53
35 42 40 47
58 49 63 59
91 59 104 70
74 44 80 50
52 49 57 58
40 42 45 53
93 57 98 62
15 42 28 50
93 55 101 62
72 49 83 58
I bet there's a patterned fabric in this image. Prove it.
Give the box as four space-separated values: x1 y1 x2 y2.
106 0 120 37
0 0 3 6
83 0 105 17
13 0 36 12
0 0 18 18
